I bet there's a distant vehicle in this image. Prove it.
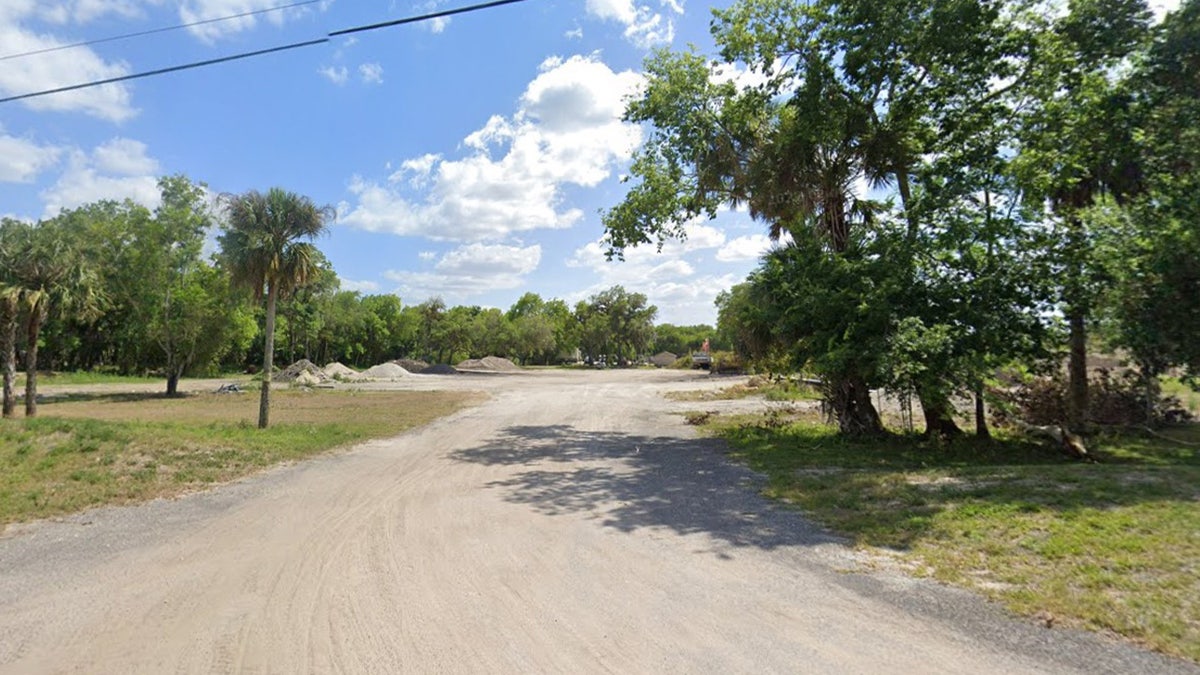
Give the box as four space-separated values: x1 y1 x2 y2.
691 352 712 369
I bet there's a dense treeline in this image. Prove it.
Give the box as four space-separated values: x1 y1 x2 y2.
605 0 1200 436
0 178 702 415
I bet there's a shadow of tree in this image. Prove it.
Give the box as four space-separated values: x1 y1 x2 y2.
450 425 843 552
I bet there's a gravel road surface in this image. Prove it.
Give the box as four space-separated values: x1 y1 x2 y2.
0 369 1194 673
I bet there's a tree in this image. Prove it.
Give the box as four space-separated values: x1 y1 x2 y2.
219 188 333 429
7 217 102 417
1012 0 1152 430
574 287 657 365
0 219 27 418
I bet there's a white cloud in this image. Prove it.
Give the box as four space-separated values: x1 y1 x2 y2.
339 278 381 293
91 137 158 175
40 137 162 216
715 234 773 262
359 62 384 85
385 243 541 301
319 65 349 85
565 27 583 39
585 0 681 48
340 54 643 242
38 0 144 24
0 132 63 183
179 0 320 42
0 14 136 121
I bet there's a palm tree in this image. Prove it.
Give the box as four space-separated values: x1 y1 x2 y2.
0 219 27 418
6 218 103 417
219 188 333 429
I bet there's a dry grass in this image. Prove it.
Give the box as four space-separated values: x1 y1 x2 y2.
1 389 484 525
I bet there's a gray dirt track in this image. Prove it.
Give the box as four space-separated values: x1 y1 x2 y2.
0 369 1195 673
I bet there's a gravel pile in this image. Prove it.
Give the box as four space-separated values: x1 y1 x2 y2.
323 362 360 379
456 356 520 372
422 364 459 375
394 359 429 374
274 359 328 383
360 362 410 380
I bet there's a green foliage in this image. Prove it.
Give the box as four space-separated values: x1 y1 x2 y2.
574 286 657 364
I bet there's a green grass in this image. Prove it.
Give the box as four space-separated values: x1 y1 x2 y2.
1162 377 1200 416
666 376 823 402
15 371 166 386
701 409 1200 662
0 389 483 525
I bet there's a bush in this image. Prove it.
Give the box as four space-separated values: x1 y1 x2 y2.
990 369 1193 428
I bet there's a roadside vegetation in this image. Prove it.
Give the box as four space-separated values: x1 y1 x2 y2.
690 407 1200 661
0 389 482 525
666 375 823 402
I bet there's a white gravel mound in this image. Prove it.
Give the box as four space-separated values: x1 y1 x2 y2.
360 362 411 380
323 362 360 379
456 356 520 372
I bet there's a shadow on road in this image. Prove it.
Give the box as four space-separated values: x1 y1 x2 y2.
450 425 842 553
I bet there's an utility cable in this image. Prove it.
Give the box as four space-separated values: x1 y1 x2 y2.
0 0 322 62
0 0 531 106
0 39 329 104
329 0 529 37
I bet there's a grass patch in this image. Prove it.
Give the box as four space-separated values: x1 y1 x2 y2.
0 389 483 525
666 376 823 402
702 408 1200 662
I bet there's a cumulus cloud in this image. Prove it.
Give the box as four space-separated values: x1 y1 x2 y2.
384 243 542 301
179 0 322 42
339 54 643 242
358 62 384 84
37 0 144 24
339 278 381 293
40 137 161 216
0 9 136 121
715 233 773 262
318 65 349 85
585 0 681 48
0 132 63 183
568 215 776 324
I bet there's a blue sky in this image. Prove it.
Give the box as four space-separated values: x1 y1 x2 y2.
0 0 779 325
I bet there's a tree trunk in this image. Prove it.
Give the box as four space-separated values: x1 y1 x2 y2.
259 285 277 429
166 370 180 397
919 390 963 439
24 307 43 418
1066 309 1088 431
974 382 990 439
1 305 16 418
827 374 884 436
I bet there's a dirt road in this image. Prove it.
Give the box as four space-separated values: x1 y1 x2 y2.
0 369 1193 673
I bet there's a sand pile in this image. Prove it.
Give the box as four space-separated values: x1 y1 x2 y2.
394 359 429 374
360 362 410 380
422 364 459 375
455 356 520 372
274 359 328 383
323 362 360 380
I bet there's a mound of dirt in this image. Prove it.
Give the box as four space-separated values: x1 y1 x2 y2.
421 364 459 375
456 356 520 372
360 362 410 380
394 359 429 374
322 362 359 379
293 371 322 387
274 359 328 383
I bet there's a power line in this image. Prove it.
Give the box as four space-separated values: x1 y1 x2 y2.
0 39 329 105
329 0 529 37
0 0 322 62
0 0 531 106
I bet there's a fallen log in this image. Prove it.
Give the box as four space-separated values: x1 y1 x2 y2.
1013 420 1095 462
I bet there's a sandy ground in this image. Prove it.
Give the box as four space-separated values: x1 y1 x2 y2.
0 369 1194 674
